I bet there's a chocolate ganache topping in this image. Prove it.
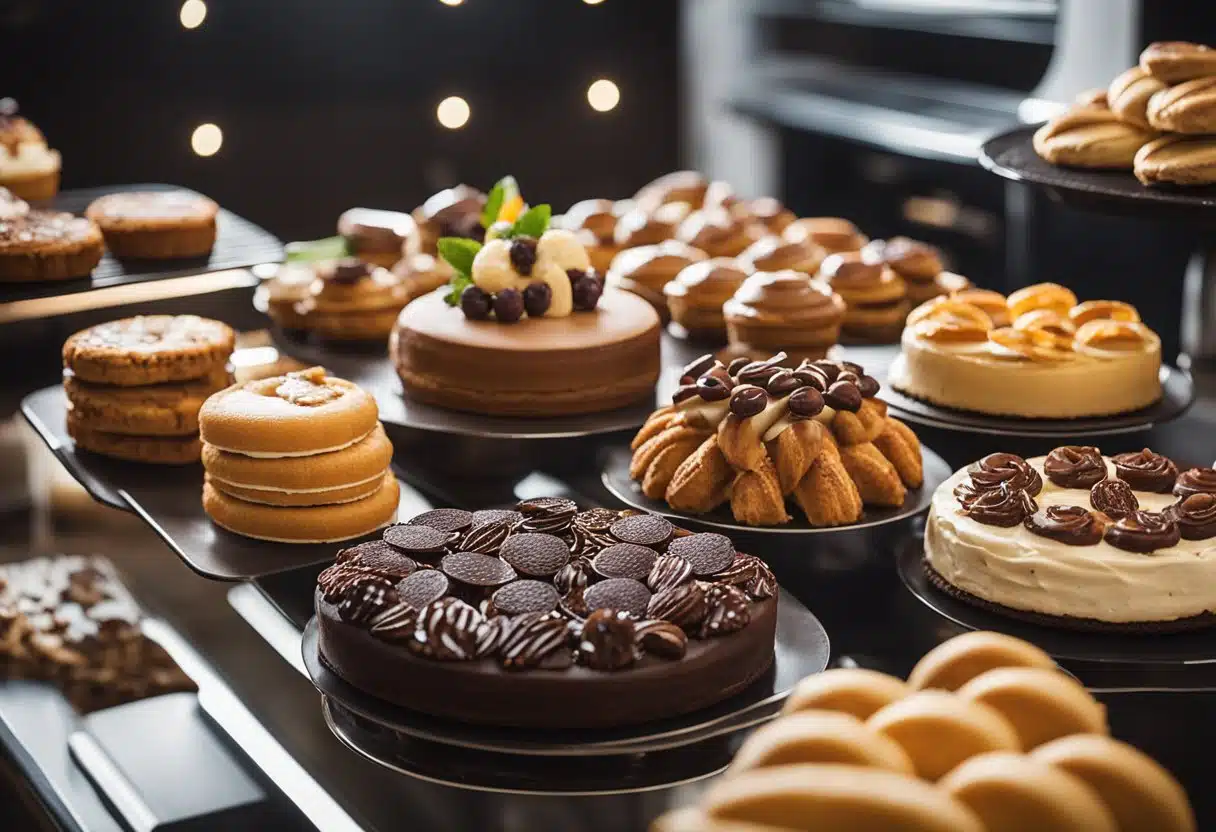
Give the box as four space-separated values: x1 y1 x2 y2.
954 453 1043 505
1104 510 1181 553
1090 479 1139 519
1043 446 1107 489
1112 449 1179 493
1024 505 1105 546
1170 494 1216 541
962 483 1037 527
1174 468 1216 499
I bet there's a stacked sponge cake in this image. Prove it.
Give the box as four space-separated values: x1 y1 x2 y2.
62 315 235 464
199 366 399 543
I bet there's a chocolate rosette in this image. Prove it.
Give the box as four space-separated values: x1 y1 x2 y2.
1090 479 1139 519
962 483 1037 528
1104 510 1181 553
1112 449 1179 493
954 453 1043 505
1023 505 1105 546
1174 467 1216 500
1169 493 1216 541
1043 446 1107 489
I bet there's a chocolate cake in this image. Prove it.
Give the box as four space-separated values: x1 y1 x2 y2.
314 500 779 728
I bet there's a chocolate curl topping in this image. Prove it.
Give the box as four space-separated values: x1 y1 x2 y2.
1104 510 1181 554
1043 446 1106 490
963 482 1037 527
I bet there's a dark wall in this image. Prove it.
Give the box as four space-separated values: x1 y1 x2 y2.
1 0 681 240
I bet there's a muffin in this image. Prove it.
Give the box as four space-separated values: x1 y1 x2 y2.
783 217 868 254
723 270 847 363
606 241 708 320
85 191 218 259
663 257 750 340
738 235 826 277
412 185 486 256
338 208 418 268
819 251 910 343
0 101 60 201
0 210 104 282
676 207 760 258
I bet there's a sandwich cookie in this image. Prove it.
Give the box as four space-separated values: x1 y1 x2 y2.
202 472 399 543
63 367 231 437
63 316 235 386
199 366 379 456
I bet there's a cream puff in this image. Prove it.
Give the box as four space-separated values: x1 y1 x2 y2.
738 235 826 277
633 170 709 212
723 270 846 363
783 217 868 254
606 241 708 320
411 185 485 255
675 207 759 258
614 201 690 249
663 257 749 340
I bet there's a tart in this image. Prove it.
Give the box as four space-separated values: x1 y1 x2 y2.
926 448 1216 629
663 258 749 340
890 285 1162 418
315 499 779 728
0 100 60 201
723 271 846 363
391 177 661 417
294 258 409 342
630 353 923 527
0 209 103 282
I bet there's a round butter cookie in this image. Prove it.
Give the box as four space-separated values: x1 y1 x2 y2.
67 411 202 464
64 367 232 437
202 423 392 492
956 667 1108 750
728 710 914 775
199 367 378 456
202 471 399 543
85 191 218 259
908 631 1056 693
205 474 386 507
62 315 235 386
781 667 910 720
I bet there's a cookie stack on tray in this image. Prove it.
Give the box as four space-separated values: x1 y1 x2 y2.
198 366 400 543
61 316 235 464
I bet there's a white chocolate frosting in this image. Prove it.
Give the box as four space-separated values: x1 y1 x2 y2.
673 387 836 442
470 228 589 317
926 457 1216 623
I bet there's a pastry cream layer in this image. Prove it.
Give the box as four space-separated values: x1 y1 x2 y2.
890 329 1161 418
926 458 1216 623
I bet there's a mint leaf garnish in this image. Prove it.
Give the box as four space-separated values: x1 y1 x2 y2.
437 236 481 278
481 175 518 228
444 273 474 307
511 204 551 239
284 236 350 263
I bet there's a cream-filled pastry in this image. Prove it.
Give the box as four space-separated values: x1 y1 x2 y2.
411 184 485 255
0 101 61 201
606 240 708 318
614 201 690 248
819 251 909 343
738 235 826 277
676 207 761 258
664 258 749 339
724 271 847 362
561 198 626 272
783 217 868 254
633 170 709 213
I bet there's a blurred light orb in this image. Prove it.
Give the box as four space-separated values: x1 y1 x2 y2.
179 0 207 29
439 0 465 5
587 79 620 112
191 124 223 157
584 0 607 5
437 97 471 129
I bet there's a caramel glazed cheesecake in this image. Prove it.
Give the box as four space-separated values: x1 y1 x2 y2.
926 447 1216 629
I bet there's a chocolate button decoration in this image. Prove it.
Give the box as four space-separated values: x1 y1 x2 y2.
500 533 571 577
823 380 862 412
593 543 658 581
407 508 473 534
471 508 522 527
440 552 517 588
787 386 825 420
667 533 735 576
729 384 767 418
610 514 674 548
583 578 652 619
491 580 560 616
383 524 455 558
394 569 449 610
354 544 418 579
461 520 513 555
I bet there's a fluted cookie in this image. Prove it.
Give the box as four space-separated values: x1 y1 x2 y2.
1033 106 1158 170
199 366 378 456
1134 134 1216 186
63 316 235 386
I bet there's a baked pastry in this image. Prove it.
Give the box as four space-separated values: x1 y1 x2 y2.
1032 105 1158 170
862 237 970 307
0 210 103 282
262 263 315 330
606 240 708 318
819 251 910 343
393 183 661 416
663 257 749 340
723 272 846 363
782 217 868 254
633 170 710 212
1134 134 1216 185
294 258 409 342
738 234 826 277
338 208 418 268
676 207 760 257
890 287 1162 418
64 366 231 437
67 415 203 464
631 353 923 527
0 100 60 201
926 447 1216 629
1107 66 1167 128
1146 76 1216 134
85 191 218 259
315 499 779 728
390 252 454 300
199 367 398 542
1075 88 1109 108
1140 41 1216 84
412 184 485 255
0 186 27 220
735 196 795 234
654 629 1195 832
613 201 691 249
63 315 235 386
560 198 625 273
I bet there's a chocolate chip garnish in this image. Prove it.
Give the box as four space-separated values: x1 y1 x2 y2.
610 514 674 548
667 533 735 576
471 508 522 527
583 578 652 619
440 552 517 588
823 380 862 412
592 543 658 581
635 620 687 660
729 384 768 418
394 569 449 610
461 519 513 555
681 353 717 380
382 524 455 558
500 533 571 577
647 554 693 593
406 508 473 535
491 580 560 616
788 386 825 420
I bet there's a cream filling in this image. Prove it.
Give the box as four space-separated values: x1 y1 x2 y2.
206 429 372 459
0 143 60 177
926 457 1216 623
674 389 835 442
208 470 385 493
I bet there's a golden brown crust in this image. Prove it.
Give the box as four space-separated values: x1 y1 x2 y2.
1134 134 1216 185
206 474 385 507
642 437 706 499
64 367 231 436
730 459 791 526
67 412 201 464
200 423 394 491
1107 66 1167 128
838 442 906 507
62 316 235 386
0 169 59 201
1140 41 1216 83
85 191 218 259
1033 106 1158 170
874 417 924 488
666 435 733 513
792 439 864 526
1146 77 1216 134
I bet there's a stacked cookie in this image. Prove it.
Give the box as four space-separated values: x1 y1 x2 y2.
1034 40 1216 186
62 316 235 464
264 258 411 343
654 630 1195 832
199 366 400 543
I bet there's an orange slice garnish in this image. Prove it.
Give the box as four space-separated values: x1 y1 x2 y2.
989 326 1077 362
1069 300 1141 327
1007 283 1078 319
